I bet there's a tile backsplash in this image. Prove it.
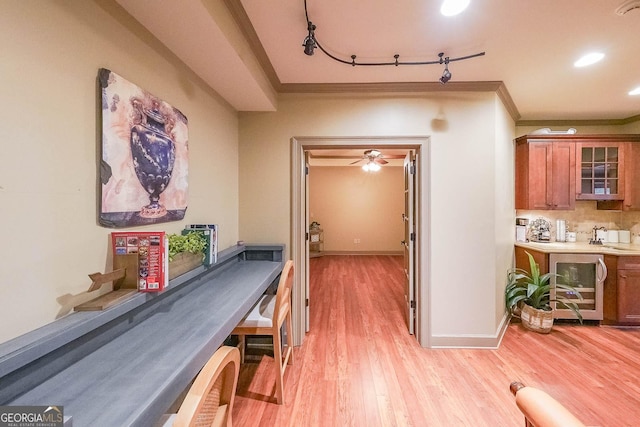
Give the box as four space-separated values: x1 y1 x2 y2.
517 201 640 243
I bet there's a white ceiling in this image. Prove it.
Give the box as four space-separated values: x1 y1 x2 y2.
116 0 640 122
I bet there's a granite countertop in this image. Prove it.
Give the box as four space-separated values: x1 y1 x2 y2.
515 241 640 256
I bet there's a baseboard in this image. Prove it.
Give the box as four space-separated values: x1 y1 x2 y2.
429 313 511 349
320 250 403 256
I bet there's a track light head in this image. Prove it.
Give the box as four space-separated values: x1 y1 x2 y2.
303 21 317 56
439 66 452 84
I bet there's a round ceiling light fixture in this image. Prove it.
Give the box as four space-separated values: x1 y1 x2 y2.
574 52 605 67
440 0 470 16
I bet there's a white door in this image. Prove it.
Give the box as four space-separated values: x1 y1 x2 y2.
304 151 310 332
403 151 416 334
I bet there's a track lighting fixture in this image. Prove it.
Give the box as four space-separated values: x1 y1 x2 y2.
439 54 452 84
302 0 485 83
303 21 317 56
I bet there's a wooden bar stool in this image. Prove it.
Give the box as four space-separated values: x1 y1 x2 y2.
157 346 240 427
232 260 294 405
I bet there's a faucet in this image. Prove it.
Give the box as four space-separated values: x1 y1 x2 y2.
590 226 606 245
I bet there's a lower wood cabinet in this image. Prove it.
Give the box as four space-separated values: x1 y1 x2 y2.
616 257 640 324
617 270 640 323
514 247 640 325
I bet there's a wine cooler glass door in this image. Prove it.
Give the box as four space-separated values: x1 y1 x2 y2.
550 253 605 320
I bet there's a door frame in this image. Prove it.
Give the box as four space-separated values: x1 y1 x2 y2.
291 136 431 347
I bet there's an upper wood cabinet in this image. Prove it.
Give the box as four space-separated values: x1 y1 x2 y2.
515 136 575 210
624 142 640 210
516 134 640 210
576 141 624 200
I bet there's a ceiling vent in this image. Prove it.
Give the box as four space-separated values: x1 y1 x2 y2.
615 0 640 15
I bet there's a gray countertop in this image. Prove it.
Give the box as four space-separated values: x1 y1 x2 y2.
1 247 283 426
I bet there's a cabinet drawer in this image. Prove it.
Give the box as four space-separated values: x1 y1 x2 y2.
617 257 640 269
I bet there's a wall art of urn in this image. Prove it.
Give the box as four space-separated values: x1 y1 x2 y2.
129 99 176 218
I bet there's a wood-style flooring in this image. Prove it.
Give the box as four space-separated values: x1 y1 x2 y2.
232 255 640 426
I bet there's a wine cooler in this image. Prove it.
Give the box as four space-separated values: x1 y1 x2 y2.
549 253 606 320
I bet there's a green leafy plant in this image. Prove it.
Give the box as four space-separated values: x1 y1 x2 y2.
505 251 583 323
167 231 207 262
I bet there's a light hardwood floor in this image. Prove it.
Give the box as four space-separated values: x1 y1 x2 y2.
232 255 640 426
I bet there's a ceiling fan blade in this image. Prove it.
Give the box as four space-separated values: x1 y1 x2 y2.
375 158 389 165
349 158 365 165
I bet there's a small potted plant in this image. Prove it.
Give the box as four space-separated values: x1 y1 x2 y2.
505 251 582 333
167 231 207 279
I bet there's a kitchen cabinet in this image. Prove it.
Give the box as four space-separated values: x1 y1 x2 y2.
515 244 640 326
616 257 640 324
576 141 624 200
623 142 640 210
515 246 548 273
515 135 640 210
515 136 575 210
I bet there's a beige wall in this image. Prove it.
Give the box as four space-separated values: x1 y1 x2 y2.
309 166 404 253
239 93 515 345
0 1 240 343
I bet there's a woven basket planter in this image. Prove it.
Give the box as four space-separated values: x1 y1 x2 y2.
520 304 554 334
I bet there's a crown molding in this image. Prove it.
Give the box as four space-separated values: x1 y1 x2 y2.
516 114 640 127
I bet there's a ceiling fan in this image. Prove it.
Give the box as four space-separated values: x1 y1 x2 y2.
350 149 399 172
349 149 388 167
307 149 405 170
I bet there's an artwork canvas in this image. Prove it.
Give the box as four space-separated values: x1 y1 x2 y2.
99 68 188 227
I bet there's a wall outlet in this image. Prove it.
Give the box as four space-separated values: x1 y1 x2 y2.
354 238 360 244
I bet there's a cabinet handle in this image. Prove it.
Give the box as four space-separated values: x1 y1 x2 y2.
620 274 627 279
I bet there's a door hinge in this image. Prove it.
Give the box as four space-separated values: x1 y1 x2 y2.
305 298 309 307
410 161 416 175
410 300 416 309
305 165 309 175
305 232 309 241
410 232 415 242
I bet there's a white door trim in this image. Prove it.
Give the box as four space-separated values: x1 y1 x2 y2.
291 136 431 347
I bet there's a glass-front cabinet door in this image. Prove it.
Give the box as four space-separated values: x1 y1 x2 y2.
576 142 624 200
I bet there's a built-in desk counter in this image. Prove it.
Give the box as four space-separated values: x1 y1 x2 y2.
0 244 285 427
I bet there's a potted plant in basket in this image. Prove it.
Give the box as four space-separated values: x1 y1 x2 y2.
505 251 583 333
167 231 208 279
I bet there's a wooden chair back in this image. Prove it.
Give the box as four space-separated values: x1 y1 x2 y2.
272 260 294 328
174 346 240 427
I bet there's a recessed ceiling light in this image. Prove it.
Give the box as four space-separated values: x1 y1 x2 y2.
630 87 640 96
574 52 605 67
440 0 470 16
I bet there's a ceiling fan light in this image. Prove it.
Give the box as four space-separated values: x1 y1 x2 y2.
362 163 370 172
629 86 640 96
574 52 604 67
369 162 381 172
440 0 470 16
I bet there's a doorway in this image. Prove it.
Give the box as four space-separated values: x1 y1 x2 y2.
291 136 430 347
